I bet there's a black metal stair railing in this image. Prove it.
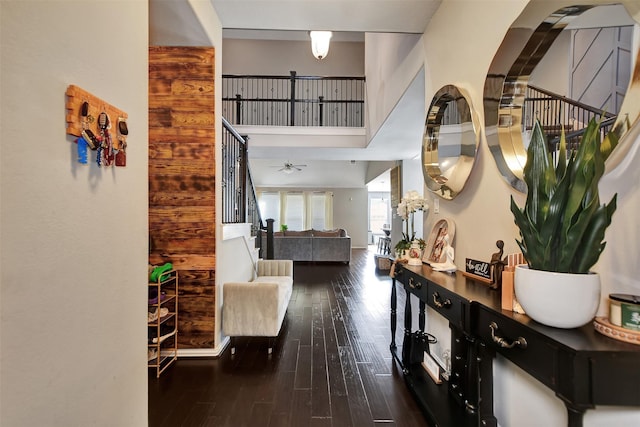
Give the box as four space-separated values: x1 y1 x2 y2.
524 84 615 157
246 167 267 258
222 117 269 256
222 71 365 127
221 117 247 224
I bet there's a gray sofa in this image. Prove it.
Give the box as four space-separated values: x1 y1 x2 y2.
263 229 351 263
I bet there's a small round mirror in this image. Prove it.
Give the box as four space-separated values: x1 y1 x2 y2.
422 85 479 200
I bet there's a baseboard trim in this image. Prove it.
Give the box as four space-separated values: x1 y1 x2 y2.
177 337 230 358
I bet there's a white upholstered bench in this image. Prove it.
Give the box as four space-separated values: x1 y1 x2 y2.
222 259 294 354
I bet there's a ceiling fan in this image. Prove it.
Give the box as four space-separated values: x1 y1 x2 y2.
272 161 307 174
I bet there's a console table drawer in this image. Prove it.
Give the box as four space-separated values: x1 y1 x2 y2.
402 269 430 301
474 306 558 388
427 284 464 327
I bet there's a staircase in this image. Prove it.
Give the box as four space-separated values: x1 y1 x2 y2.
221 117 270 260
524 84 616 159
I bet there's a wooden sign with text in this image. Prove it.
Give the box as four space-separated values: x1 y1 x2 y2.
463 258 492 284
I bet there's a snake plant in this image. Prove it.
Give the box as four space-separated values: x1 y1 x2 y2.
510 118 619 274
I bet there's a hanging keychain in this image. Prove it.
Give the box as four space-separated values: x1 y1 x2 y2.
115 117 128 167
80 101 99 151
97 111 114 167
76 135 88 164
76 101 90 164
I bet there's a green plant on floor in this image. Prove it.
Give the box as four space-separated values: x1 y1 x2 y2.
510 118 620 274
280 224 288 232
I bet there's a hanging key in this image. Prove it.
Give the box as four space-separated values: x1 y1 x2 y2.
82 129 100 150
118 118 128 136
115 117 128 167
98 111 109 130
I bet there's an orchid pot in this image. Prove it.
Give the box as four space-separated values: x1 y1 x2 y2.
395 190 428 261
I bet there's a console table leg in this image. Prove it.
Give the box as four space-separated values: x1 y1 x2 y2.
390 277 397 351
566 404 586 427
418 300 426 332
401 288 413 371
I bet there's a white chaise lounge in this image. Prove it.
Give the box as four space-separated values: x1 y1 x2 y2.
222 259 294 354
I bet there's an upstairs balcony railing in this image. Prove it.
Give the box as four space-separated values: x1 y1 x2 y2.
222 71 365 127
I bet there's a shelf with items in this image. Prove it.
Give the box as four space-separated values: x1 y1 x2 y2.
148 269 178 378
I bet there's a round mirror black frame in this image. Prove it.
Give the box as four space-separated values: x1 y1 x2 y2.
484 4 640 193
422 85 479 200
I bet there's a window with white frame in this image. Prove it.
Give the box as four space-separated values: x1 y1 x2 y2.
258 191 333 231
258 191 281 230
309 192 328 230
369 192 391 233
284 192 304 231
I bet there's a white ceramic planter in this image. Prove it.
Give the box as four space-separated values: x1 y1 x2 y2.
514 265 601 329
407 241 423 266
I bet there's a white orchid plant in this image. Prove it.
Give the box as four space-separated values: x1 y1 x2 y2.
395 190 429 255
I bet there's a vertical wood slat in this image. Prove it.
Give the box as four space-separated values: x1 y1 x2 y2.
149 46 216 349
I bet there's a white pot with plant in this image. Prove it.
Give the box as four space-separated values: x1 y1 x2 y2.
511 118 619 328
395 190 428 265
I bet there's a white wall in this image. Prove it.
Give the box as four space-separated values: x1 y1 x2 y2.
364 33 424 142
222 39 364 76
332 188 369 248
530 30 571 95
409 0 640 425
187 0 226 355
1 1 149 426
403 157 426 240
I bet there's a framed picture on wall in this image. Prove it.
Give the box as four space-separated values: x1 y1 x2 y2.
390 165 401 208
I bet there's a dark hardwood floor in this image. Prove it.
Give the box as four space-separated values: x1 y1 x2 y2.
149 248 428 426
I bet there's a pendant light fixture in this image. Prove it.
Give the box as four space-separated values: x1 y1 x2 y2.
310 31 332 60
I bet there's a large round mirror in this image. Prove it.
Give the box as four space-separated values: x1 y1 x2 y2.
423 85 479 200
484 3 640 192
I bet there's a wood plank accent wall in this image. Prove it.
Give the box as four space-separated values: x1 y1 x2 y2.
149 46 216 349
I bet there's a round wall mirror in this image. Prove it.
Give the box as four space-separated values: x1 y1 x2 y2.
422 85 479 200
484 3 640 192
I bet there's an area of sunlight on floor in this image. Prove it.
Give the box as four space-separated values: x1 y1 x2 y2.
360 246 394 318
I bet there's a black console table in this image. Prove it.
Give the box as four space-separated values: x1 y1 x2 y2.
390 262 640 427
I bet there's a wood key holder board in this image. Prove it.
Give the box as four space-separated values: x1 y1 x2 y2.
65 84 128 141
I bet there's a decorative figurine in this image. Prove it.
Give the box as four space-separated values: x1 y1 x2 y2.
490 240 507 290
431 234 457 273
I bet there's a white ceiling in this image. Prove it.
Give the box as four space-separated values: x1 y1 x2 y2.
150 0 441 187
211 0 441 34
